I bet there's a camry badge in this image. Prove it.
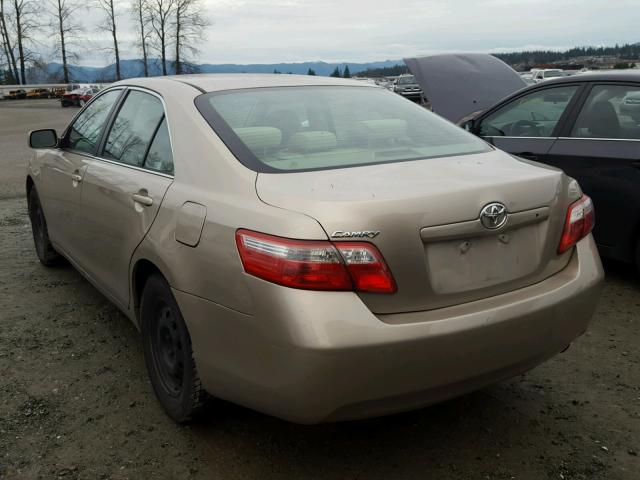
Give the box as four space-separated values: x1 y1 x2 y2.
479 202 508 230
331 231 380 239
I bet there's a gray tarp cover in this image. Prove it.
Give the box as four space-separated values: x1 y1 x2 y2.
403 53 527 123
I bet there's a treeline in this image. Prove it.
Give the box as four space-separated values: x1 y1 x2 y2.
0 0 209 85
494 43 640 66
357 64 409 78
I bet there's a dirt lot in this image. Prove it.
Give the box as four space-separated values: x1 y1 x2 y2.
1 99 639 479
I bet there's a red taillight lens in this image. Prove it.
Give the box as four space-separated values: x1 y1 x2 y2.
558 195 595 254
333 242 397 293
235 230 396 293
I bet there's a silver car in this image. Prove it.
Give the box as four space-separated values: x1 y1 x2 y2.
26 74 603 424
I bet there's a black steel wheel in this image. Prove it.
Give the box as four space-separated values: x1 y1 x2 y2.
27 187 63 266
141 273 207 423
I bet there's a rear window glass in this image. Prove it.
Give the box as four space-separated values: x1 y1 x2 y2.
397 76 416 84
195 86 491 172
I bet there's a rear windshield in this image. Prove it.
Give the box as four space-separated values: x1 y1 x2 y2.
397 76 416 84
195 86 491 172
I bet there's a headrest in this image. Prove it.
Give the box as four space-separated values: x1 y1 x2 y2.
286 131 337 153
234 127 282 152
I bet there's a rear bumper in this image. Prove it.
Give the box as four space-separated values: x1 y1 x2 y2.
397 90 423 99
175 235 603 424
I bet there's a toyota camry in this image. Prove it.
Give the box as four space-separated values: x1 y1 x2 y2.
26 74 604 424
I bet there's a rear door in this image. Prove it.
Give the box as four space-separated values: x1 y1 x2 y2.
475 83 584 163
547 82 640 262
38 89 123 256
75 88 174 308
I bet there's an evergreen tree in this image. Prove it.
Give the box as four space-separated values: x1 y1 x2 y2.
330 66 341 77
307 68 316 75
343 65 351 78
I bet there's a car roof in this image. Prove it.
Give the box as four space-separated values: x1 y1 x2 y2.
540 70 640 86
121 73 378 93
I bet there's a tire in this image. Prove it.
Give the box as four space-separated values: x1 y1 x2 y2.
27 187 64 267
141 274 207 423
78 99 85 107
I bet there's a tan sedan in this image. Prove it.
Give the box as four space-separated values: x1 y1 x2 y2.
26 74 604 424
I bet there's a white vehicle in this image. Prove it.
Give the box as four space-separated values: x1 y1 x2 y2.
531 69 568 83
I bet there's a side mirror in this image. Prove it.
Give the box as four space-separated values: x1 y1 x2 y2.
29 129 58 149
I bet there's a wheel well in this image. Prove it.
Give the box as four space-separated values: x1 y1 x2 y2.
132 259 163 317
26 176 34 197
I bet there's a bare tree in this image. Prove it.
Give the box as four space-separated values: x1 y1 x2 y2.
0 0 18 83
173 0 208 75
93 0 120 80
48 0 83 83
131 0 150 76
148 0 174 76
11 0 38 84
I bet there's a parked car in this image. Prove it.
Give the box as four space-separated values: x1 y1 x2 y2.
531 68 569 83
51 87 66 99
26 88 52 99
61 87 98 107
406 54 640 274
393 74 423 102
26 75 603 424
4 89 27 99
520 72 536 85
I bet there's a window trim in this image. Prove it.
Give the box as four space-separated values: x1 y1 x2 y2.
475 82 587 140
83 86 176 178
141 116 174 175
61 87 126 156
561 81 640 141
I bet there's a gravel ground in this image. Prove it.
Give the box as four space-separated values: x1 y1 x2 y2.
0 99 639 479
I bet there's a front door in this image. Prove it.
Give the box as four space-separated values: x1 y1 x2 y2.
76 89 175 308
476 84 582 163
547 83 640 262
38 89 123 256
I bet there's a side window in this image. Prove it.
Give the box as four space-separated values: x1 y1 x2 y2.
570 85 640 140
144 118 174 175
103 90 164 167
479 85 579 138
66 89 121 154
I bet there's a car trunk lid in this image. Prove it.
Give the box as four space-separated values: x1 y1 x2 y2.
256 149 573 314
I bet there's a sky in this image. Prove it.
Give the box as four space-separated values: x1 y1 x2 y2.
73 0 640 66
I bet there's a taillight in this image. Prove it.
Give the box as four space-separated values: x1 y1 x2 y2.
558 195 595 254
235 229 396 293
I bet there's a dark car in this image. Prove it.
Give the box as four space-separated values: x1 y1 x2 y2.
4 89 27 99
465 72 640 272
393 75 423 102
407 55 640 273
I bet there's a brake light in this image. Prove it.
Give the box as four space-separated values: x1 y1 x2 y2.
235 229 396 293
558 195 595 254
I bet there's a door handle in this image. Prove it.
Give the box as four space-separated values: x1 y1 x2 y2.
632 161 640 170
69 169 83 183
132 193 153 207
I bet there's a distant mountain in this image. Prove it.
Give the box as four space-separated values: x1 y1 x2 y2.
36 58 404 83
